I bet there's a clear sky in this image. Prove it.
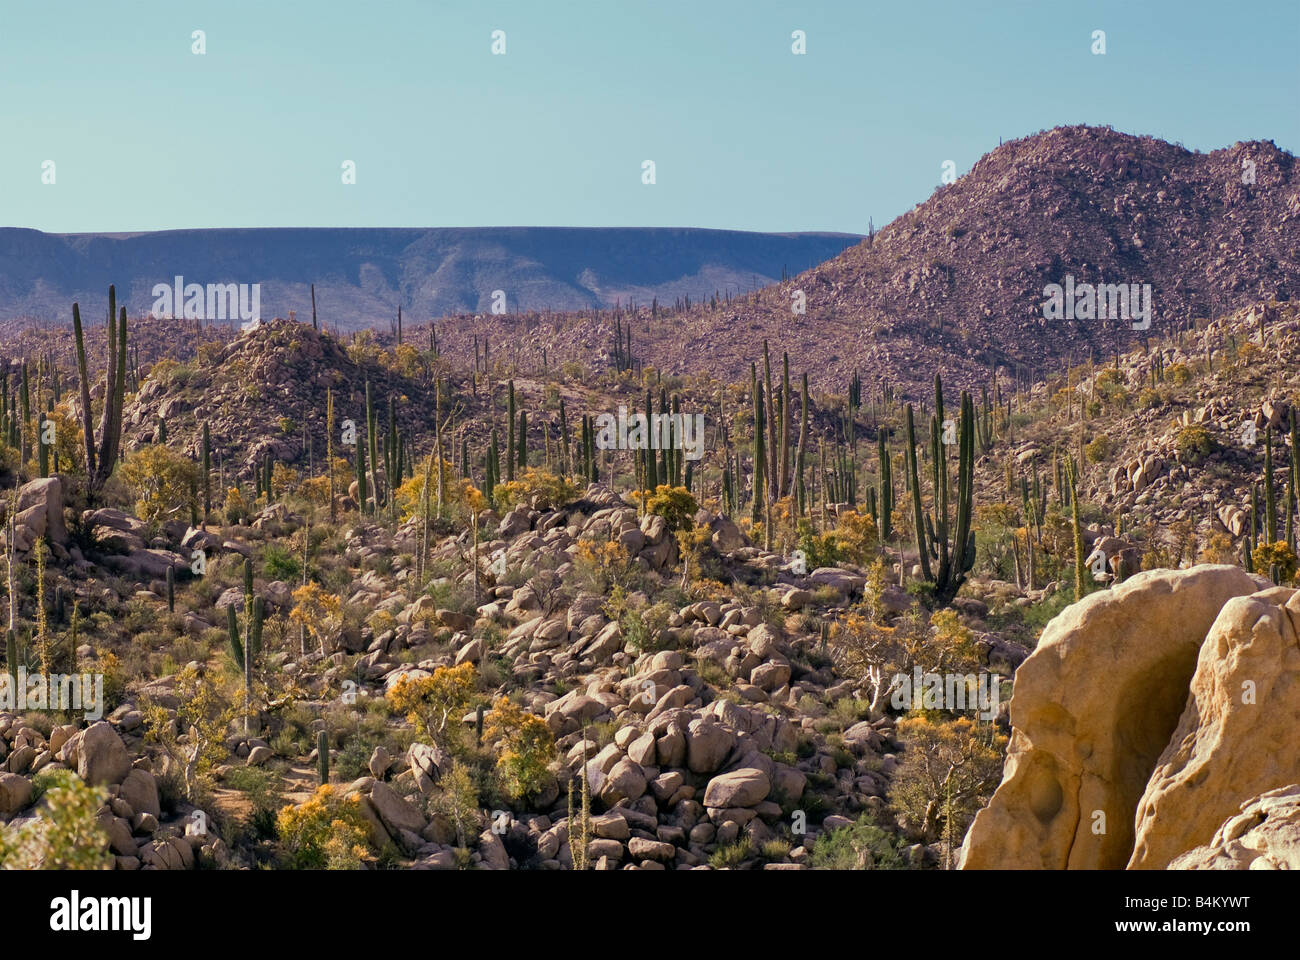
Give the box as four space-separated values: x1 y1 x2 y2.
2 0 1296 234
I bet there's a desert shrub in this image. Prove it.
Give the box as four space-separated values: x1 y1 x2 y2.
1252 540 1298 583
483 697 556 802
829 509 878 565
263 545 301 581
146 358 193 389
1167 362 1192 385
643 485 698 533
1198 531 1238 565
709 838 755 869
619 600 674 655
491 469 578 513
808 815 903 870
1175 424 1216 464
276 785 373 869
572 538 643 595
223 765 284 839
289 584 343 655
1084 434 1112 463
0 769 113 870
224 485 251 524
796 520 843 570
141 665 237 802
430 760 481 850
119 445 201 526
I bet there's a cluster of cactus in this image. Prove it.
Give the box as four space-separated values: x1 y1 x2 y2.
578 415 599 483
72 285 129 494
254 453 274 501
1150 351 1165 387
226 558 265 734
1248 413 1300 582
905 375 976 603
612 316 636 374
1016 469 1048 589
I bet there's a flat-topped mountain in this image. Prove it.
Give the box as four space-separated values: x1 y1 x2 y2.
0 226 861 328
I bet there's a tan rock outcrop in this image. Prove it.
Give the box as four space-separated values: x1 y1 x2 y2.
1129 588 1300 868
959 565 1260 869
1167 785 1300 869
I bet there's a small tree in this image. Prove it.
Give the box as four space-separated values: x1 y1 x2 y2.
387 662 479 754
889 715 1007 859
141 665 237 802
289 583 343 656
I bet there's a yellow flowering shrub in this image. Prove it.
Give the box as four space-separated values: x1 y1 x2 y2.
484 697 556 801
276 785 373 869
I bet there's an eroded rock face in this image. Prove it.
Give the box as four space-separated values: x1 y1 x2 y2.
1168 785 1300 870
959 565 1260 870
1129 588 1300 868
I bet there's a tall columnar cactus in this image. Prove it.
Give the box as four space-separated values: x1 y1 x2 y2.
1066 456 1085 601
751 363 765 523
366 381 380 513
166 566 175 612
762 343 777 495
904 379 976 602
1265 426 1277 544
317 730 329 784
227 604 244 670
357 440 368 515
877 431 893 542
778 352 791 496
558 398 571 478
201 421 212 523
71 302 98 478
517 408 528 471
506 381 516 482
792 373 809 513
19 361 30 462
70 288 127 491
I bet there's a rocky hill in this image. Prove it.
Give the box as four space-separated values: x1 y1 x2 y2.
427 126 1300 399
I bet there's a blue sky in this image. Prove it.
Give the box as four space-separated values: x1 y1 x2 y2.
2 0 1296 234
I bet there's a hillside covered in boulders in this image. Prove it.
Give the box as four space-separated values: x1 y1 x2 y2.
1 272 1299 870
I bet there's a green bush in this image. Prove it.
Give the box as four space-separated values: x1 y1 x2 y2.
808 816 903 870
